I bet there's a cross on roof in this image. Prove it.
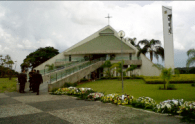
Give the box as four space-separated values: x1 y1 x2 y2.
105 14 112 25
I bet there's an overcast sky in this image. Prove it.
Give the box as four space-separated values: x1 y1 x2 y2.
0 1 195 72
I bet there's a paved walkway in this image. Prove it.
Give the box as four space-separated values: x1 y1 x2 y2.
0 82 187 124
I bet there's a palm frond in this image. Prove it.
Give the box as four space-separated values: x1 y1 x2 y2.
138 39 149 46
187 48 195 57
150 39 161 46
186 56 195 67
155 46 164 61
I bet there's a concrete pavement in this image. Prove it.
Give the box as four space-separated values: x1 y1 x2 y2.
0 89 187 124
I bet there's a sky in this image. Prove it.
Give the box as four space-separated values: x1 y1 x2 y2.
0 1 195 72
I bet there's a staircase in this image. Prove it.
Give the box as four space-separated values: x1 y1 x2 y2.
48 60 104 92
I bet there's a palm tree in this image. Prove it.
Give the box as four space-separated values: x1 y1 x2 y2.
186 48 195 67
101 60 113 78
111 60 126 79
125 37 140 50
137 39 164 62
126 65 137 76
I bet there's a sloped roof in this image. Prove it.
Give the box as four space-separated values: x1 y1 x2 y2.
64 25 137 55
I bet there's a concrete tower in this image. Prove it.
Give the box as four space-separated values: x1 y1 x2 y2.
162 6 174 69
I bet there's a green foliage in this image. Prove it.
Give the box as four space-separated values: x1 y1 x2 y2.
76 79 195 103
63 82 77 87
144 74 195 84
111 60 126 80
0 78 17 93
137 39 164 61
167 84 176 90
20 46 59 70
191 83 195 87
186 48 195 67
102 60 113 78
161 68 173 89
0 55 16 80
126 65 137 76
45 64 55 71
51 88 59 93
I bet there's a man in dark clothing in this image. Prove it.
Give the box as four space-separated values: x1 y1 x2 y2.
18 69 27 93
35 70 43 95
31 69 37 92
28 69 33 91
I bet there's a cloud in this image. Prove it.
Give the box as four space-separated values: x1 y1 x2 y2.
0 1 195 71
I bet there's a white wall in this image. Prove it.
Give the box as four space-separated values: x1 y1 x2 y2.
140 54 161 76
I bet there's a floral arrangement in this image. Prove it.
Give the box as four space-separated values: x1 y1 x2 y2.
113 95 134 105
177 101 195 122
87 92 104 101
52 87 93 96
154 99 184 114
100 93 134 105
132 96 156 109
101 93 119 103
51 87 194 121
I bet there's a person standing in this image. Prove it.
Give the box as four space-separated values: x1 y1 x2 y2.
28 69 33 91
31 69 37 92
18 69 27 93
35 70 43 95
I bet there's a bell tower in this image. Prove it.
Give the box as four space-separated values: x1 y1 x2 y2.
162 6 174 69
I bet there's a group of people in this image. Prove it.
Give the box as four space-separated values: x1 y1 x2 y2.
18 69 43 95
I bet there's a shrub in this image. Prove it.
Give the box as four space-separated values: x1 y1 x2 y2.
178 101 195 123
101 93 119 103
63 82 77 87
191 83 195 87
87 92 104 101
100 93 134 105
154 99 184 115
132 97 156 109
167 84 176 90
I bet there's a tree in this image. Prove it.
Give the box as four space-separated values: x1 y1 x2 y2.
45 64 55 71
137 39 164 62
153 64 179 90
20 46 59 71
126 65 137 77
111 61 126 79
186 48 195 67
125 37 140 50
0 55 15 79
161 68 173 90
101 60 113 78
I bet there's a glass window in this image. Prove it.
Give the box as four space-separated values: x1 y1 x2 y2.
69 55 71 61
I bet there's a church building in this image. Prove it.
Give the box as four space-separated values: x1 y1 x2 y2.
34 25 161 91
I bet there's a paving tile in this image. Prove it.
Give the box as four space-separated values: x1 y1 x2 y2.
0 97 21 106
0 93 9 98
48 103 185 124
4 91 49 97
0 104 43 118
0 112 71 124
27 98 100 112
12 94 70 103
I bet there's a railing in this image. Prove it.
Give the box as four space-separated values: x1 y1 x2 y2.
49 58 104 83
40 59 86 75
56 58 84 62
113 56 141 60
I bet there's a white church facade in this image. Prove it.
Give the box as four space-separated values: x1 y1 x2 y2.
35 25 161 79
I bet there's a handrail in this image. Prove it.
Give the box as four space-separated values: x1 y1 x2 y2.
50 57 105 83
40 59 85 75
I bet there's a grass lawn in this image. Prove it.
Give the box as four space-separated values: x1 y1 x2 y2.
0 78 17 93
77 79 195 103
